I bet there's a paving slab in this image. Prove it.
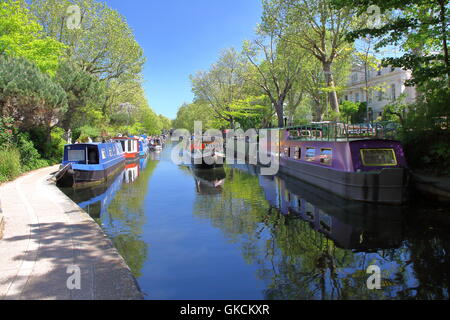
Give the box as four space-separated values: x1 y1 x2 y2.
0 166 143 300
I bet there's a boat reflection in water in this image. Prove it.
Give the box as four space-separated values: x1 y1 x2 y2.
184 166 227 195
236 164 404 251
62 155 151 218
262 173 403 251
61 169 124 219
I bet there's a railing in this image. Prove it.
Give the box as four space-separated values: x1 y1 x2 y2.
284 121 401 142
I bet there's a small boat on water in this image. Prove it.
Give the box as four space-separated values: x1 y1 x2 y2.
56 142 125 188
264 122 409 205
189 137 225 169
113 136 139 160
149 137 163 152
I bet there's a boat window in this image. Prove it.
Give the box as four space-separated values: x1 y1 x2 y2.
101 148 107 160
108 147 113 157
87 147 99 165
361 149 398 166
120 141 126 152
320 149 333 166
68 149 85 162
284 147 290 157
128 140 132 152
294 147 301 160
305 148 316 161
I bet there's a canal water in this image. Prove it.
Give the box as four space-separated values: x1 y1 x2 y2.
62 144 450 300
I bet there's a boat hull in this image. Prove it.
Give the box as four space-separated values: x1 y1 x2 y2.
57 159 125 189
279 156 408 205
191 154 225 169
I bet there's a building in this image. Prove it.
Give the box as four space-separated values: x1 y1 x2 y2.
341 65 417 119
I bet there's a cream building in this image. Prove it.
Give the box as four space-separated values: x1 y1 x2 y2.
341 65 417 119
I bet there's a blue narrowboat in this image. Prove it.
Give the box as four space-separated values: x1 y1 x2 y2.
138 138 149 157
56 142 125 188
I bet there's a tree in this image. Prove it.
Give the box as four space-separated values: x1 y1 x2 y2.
55 60 105 131
261 0 358 115
0 55 67 132
190 48 250 127
173 101 214 132
243 29 305 127
223 95 273 130
30 0 145 82
332 0 450 87
0 0 65 75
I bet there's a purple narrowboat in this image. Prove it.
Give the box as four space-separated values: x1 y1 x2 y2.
274 122 409 205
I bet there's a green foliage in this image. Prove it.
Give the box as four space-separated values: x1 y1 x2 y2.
0 55 67 130
332 0 450 87
224 95 273 130
0 116 15 148
55 60 105 131
340 101 367 123
15 132 49 171
0 0 65 75
173 101 215 132
0 148 21 183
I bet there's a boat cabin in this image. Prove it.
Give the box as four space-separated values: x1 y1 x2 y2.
113 137 139 159
63 142 124 167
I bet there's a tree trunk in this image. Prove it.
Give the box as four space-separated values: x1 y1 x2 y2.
275 101 284 128
322 62 340 115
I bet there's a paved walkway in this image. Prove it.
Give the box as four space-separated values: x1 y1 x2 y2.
0 166 143 300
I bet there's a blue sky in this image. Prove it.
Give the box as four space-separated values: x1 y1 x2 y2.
105 0 263 119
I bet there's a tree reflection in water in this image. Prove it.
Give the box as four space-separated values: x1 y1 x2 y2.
190 165 450 300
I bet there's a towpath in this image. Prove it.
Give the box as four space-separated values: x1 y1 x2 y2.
0 166 143 300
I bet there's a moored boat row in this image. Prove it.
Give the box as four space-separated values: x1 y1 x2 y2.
56 134 165 188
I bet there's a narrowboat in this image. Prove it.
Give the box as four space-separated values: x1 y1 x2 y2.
138 138 149 157
269 122 409 205
149 137 163 152
189 137 225 169
113 136 139 160
56 142 125 188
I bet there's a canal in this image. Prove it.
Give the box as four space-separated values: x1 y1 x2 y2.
61 144 450 300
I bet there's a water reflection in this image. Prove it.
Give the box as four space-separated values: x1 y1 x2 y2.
61 146 450 300
181 166 226 195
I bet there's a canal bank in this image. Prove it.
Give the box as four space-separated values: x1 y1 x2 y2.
411 172 450 202
0 166 143 300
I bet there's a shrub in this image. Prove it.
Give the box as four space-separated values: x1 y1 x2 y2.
0 117 15 148
15 133 49 171
0 148 21 183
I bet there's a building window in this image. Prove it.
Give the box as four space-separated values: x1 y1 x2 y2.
391 84 396 101
391 67 395 72
355 92 360 102
377 90 383 102
377 67 382 76
320 149 333 166
345 95 348 101
352 73 358 82
305 148 316 162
